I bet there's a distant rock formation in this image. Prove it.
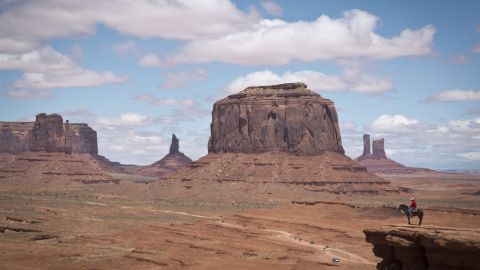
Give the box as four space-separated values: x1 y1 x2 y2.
0 113 97 154
362 134 371 157
208 82 344 155
364 225 480 270
0 152 119 184
356 134 433 173
163 83 394 195
133 134 192 178
372 138 387 159
170 134 180 153
0 113 120 184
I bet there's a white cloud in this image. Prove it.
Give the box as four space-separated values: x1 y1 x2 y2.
371 114 420 134
12 70 128 90
95 125 170 165
0 0 259 54
450 54 467 64
0 38 38 54
426 89 480 102
0 46 128 98
113 40 138 55
447 118 480 135
224 68 393 95
6 88 51 99
97 113 151 126
164 9 435 65
133 94 210 122
340 121 358 134
139 53 163 67
457 152 480 160
473 44 480 53
134 94 196 107
261 0 283 17
161 69 207 89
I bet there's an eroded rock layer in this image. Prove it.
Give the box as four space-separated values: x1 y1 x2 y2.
208 83 344 155
0 152 119 184
0 113 97 154
163 152 394 195
364 225 480 270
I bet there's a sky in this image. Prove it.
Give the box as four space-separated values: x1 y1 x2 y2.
0 0 479 170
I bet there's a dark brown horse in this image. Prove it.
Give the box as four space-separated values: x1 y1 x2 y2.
399 204 423 225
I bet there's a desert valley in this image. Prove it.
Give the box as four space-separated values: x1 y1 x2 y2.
1 83 479 270
1 1 479 270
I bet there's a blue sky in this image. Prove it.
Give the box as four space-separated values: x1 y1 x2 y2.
0 0 479 169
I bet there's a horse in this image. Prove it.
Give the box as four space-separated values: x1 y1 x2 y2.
399 204 423 225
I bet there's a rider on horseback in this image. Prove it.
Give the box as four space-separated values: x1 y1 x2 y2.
408 197 417 217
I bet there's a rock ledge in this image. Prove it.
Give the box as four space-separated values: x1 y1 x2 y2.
364 224 480 270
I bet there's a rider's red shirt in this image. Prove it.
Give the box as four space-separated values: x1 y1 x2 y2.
410 200 417 209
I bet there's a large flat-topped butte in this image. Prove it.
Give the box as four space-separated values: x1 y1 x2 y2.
209 82 344 155
162 83 396 198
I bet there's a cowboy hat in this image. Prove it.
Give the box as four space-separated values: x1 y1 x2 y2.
410 197 415 200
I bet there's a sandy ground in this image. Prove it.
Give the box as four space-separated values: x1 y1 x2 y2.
0 172 479 270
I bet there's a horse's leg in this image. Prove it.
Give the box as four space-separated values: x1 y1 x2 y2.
419 213 423 225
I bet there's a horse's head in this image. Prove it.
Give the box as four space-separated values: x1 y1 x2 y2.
398 204 408 212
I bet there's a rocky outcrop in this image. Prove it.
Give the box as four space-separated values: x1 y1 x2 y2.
364 225 480 270
363 134 371 157
30 113 65 152
372 138 387 159
356 134 433 174
208 82 344 155
0 113 97 154
169 134 180 153
133 134 192 178
0 122 33 153
163 83 394 195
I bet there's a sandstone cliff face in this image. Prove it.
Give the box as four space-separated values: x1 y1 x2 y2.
208 83 344 155
0 113 97 154
372 138 387 159
31 113 66 152
0 122 33 153
66 122 98 154
364 225 480 270
362 134 371 157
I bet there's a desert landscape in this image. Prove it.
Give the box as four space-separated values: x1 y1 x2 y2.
1 1 479 270
1 83 479 270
